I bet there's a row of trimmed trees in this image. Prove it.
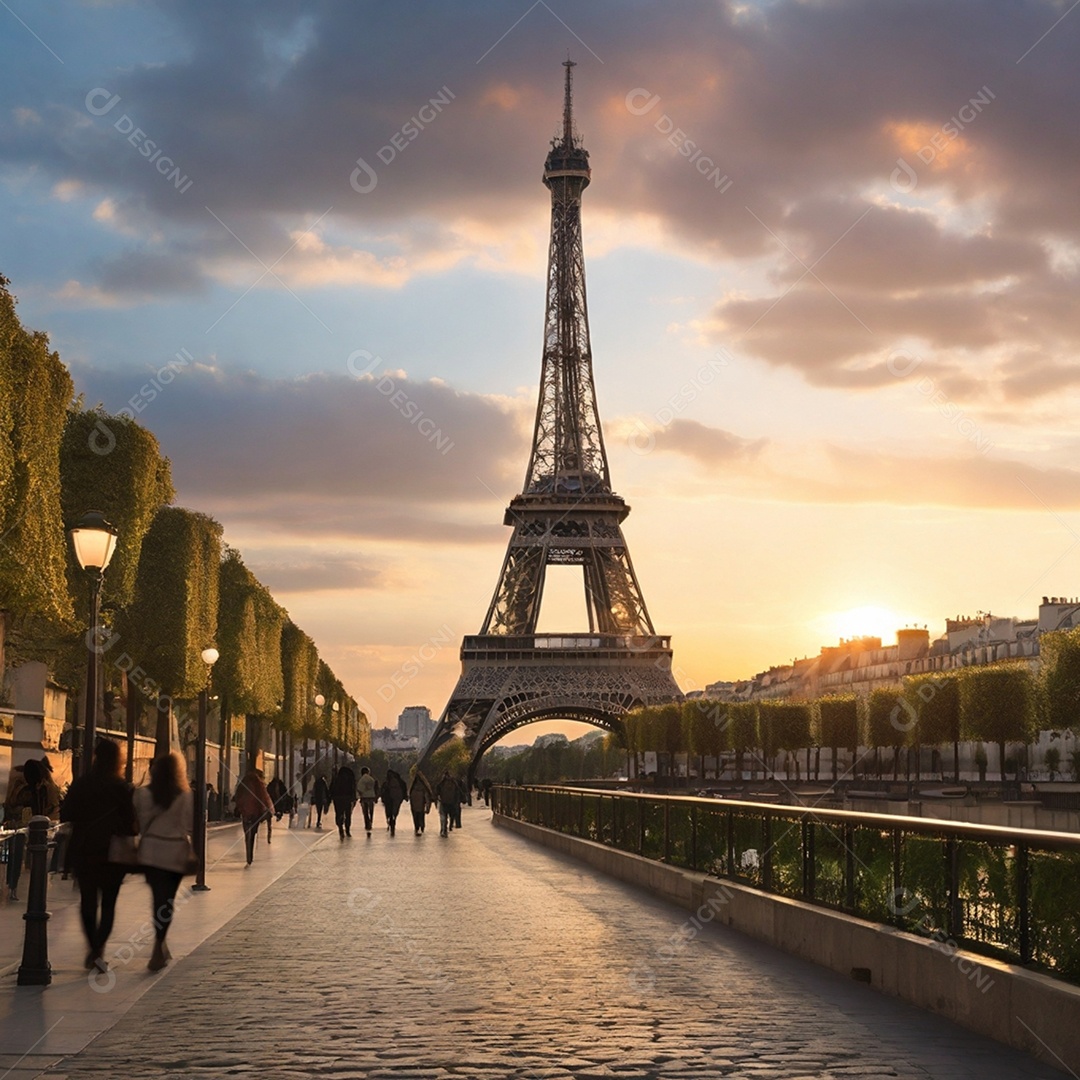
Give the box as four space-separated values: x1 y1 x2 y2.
626 653 1080 783
0 274 367 774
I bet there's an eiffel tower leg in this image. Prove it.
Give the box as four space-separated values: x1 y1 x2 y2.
481 533 548 636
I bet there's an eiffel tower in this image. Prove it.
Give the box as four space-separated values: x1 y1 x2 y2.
419 61 681 777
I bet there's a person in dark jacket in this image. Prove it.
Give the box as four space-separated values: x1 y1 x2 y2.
60 739 137 972
381 769 407 837
408 774 432 835
436 772 460 838
311 775 330 829
330 766 357 840
267 776 289 821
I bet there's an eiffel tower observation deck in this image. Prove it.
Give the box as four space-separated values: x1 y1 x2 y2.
419 62 681 777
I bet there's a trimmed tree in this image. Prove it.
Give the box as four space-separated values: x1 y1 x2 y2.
1039 628 1080 736
726 702 758 781
0 276 76 670
682 698 727 781
761 700 813 781
902 671 961 781
60 407 174 611
959 664 1037 782
216 549 286 773
867 687 906 780
122 507 222 755
817 695 860 782
281 620 320 791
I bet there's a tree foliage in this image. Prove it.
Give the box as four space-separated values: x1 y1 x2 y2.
761 700 814 757
1039 628 1080 734
682 698 727 759
902 671 960 748
60 406 173 610
817 695 859 753
866 688 905 749
0 276 75 630
960 663 1037 780
281 620 319 735
215 548 285 717
122 507 222 697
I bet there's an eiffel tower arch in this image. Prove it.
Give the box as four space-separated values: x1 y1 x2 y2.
418 62 681 779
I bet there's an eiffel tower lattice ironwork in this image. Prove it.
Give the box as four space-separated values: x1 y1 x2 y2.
418 61 681 777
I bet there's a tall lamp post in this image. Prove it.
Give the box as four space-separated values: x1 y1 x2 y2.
314 693 325 778
332 700 340 768
68 512 118 776
193 647 219 891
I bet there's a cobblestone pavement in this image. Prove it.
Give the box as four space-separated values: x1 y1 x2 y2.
39 807 1070 1079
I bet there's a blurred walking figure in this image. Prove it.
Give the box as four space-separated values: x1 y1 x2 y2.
436 772 460 838
234 769 274 866
3 758 58 900
331 765 357 840
409 774 433 835
59 739 137 972
381 769 407 837
481 777 492 807
357 767 379 837
267 775 289 822
453 775 467 829
135 752 195 972
311 775 330 830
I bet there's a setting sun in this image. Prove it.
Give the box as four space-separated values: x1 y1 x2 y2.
825 605 904 645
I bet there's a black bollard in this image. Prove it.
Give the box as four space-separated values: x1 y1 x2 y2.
17 815 52 986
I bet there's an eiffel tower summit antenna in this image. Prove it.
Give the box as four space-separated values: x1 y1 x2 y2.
562 56 575 147
417 63 681 780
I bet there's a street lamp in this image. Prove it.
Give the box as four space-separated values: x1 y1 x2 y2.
332 701 340 767
193 646 219 891
314 694 325 779
68 511 118 776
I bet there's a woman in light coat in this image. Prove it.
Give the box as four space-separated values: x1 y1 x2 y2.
135 752 194 972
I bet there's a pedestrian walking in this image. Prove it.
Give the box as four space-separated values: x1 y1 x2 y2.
331 765 357 840
135 752 196 972
59 738 137 972
408 773 433 835
2 759 49 901
453 775 467 829
357 766 379 836
268 776 288 821
234 769 274 866
311 775 330 829
481 777 492 807
381 769 407 837
436 771 459 838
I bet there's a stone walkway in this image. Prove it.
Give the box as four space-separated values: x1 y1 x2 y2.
4 806 1074 1078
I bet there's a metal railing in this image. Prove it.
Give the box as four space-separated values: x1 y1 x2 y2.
493 785 1080 984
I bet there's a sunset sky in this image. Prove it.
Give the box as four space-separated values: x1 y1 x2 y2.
3 1 1080 743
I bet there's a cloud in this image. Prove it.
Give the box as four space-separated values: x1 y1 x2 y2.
71 360 530 541
243 549 382 593
647 418 767 466
9 1 1080 404
635 416 1080 512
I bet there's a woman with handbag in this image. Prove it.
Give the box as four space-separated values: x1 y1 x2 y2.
59 738 137 972
135 752 195 972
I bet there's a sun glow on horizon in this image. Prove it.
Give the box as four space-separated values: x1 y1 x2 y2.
824 604 905 646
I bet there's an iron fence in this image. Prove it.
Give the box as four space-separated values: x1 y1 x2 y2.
493 784 1080 984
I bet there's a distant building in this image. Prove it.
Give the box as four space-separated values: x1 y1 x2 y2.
706 596 1080 703
397 705 435 746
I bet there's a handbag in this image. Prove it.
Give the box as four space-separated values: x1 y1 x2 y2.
138 797 199 875
107 833 140 867
138 833 199 875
